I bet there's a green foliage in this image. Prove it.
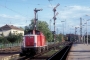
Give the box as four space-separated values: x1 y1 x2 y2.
7 35 17 43
24 26 30 34
0 36 9 44
63 35 68 41
55 34 62 42
19 27 24 30
0 30 23 44
24 20 53 42
24 19 35 34
29 19 35 30
0 33 9 44
1 32 4 37
16 34 23 42
6 32 23 43
37 21 53 42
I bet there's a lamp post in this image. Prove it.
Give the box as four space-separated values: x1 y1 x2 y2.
61 21 65 35
82 25 85 44
75 27 79 42
61 21 65 42
86 21 88 45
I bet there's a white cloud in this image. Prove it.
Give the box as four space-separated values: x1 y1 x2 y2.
0 14 31 27
0 14 11 18
56 5 90 28
54 5 90 34
58 5 90 20
0 14 27 20
12 24 27 27
1 5 90 32
69 5 90 11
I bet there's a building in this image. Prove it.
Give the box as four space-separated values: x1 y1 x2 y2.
0 24 24 37
66 34 75 41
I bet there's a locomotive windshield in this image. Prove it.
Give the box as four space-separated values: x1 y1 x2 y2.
35 30 40 35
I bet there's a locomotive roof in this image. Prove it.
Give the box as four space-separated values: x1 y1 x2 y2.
25 30 44 35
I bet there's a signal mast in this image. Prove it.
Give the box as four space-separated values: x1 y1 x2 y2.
34 8 42 30
53 3 60 41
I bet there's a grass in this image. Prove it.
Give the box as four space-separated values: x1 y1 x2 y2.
40 45 65 57
41 49 59 57
59 45 64 48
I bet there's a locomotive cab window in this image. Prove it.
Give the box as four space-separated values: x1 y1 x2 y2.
35 30 40 35
26 30 33 35
29 31 33 34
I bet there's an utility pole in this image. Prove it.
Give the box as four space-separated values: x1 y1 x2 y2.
86 19 90 45
65 19 66 35
75 27 79 42
53 3 60 42
75 27 76 41
86 21 88 45
61 21 65 35
34 8 42 30
80 18 82 43
84 29 86 44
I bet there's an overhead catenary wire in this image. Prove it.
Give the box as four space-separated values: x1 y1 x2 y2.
5 0 7 7
0 3 33 27
48 0 53 8
0 4 29 18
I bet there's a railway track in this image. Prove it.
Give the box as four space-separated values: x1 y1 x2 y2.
47 42 72 60
0 41 71 60
17 41 71 60
0 46 20 53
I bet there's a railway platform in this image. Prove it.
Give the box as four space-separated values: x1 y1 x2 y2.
66 44 90 60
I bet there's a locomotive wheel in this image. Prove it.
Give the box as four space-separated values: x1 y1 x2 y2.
45 46 48 50
19 52 25 57
41 47 45 52
37 47 41 53
26 48 36 57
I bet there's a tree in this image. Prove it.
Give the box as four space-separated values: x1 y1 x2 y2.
16 34 23 43
29 19 35 30
37 21 53 42
24 26 30 34
0 32 9 44
1 32 4 37
0 37 9 44
24 20 53 42
7 32 17 43
56 33 62 42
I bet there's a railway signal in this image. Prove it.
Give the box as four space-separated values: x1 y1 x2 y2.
34 8 43 30
53 3 60 42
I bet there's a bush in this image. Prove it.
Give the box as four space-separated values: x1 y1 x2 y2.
0 37 9 44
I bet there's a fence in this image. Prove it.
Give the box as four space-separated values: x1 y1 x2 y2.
0 42 21 49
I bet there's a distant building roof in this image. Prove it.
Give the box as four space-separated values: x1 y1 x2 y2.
0 24 24 31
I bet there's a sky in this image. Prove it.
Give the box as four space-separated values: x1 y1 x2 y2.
0 0 90 35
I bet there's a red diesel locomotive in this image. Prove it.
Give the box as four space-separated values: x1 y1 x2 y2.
20 30 47 56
